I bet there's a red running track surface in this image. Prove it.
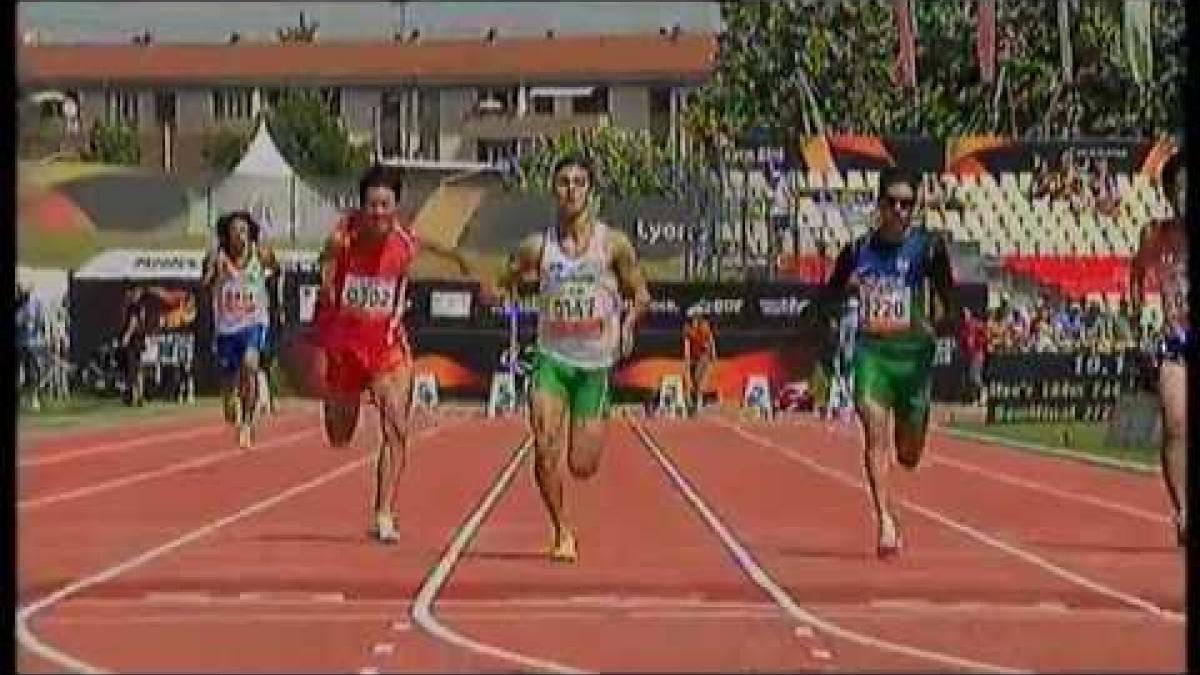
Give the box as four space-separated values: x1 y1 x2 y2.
17 404 1185 672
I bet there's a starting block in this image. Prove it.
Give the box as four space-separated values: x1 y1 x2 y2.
487 370 518 418
656 374 688 418
743 374 773 420
411 371 439 413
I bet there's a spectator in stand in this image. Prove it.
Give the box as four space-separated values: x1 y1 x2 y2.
957 307 988 404
985 307 1008 353
1113 300 1137 351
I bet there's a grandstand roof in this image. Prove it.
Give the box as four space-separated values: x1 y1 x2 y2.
19 33 716 86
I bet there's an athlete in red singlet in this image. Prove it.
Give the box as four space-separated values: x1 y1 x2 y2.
314 164 493 543
1130 151 1187 547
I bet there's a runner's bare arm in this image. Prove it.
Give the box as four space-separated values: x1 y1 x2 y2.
804 243 856 329
317 229 347 308
421 239 499 299
200 250 218 290
927 233 959 335
497 233 544 298
611 229 651 320
260 244 287 323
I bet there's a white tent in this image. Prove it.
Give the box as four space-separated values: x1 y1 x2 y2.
209 117 342 244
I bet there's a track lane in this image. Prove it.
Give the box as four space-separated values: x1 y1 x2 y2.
638 415 1183 672
20 417 529 673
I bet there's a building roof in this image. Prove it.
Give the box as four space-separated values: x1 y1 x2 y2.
19 32 717 86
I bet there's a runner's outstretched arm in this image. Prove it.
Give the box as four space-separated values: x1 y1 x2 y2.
802 243 856 330
497 233 544 300
421 239 500 301
611 230 650 356
927 233 959 336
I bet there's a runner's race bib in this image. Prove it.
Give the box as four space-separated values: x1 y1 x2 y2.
342 275 398 316
860 280 912 334
220 283 261 319
544 282 604 337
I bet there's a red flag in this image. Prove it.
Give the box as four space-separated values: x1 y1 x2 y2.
977 0 997 83
892 0 918 89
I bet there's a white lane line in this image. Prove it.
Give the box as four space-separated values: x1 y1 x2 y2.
720 420 1183 624
786 415 1168 522
21 423 229 467
930 454 1169 523
935 425 1157 474
371 643 395 656
408 440 588 673
17 421 450 674
628 415 1025 674
410 439 591 675
19 427 320 510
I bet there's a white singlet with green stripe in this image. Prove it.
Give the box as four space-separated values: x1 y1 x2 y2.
537 222 623 369
214 246 271 335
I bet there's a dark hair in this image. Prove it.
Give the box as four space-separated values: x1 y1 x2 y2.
876 166 921 202
1161 151 1183 199
358 163 405 206
551 153 596 187
215 210 261 255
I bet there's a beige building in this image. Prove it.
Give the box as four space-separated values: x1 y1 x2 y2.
18 32 715 174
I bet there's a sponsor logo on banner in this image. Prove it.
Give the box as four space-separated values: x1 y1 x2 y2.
758 295 811 318
430 290 473 319
687 297 745 318
133 254 202 274
635 219 690 247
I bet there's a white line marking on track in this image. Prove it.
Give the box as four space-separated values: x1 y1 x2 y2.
935 425 1157 473
788 414 1169 522
930 454 1169 523
17 421 448 674
20 422 232 467
371 643 395 656
811 648 833 660
628 415 1026 674
391 621 410 631
720 420 1184 624
359 667 380 674
410 439 590 674
793 626 815 639
19 427 321 510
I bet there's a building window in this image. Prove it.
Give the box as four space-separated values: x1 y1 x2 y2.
475 86 517 115
531 94 554 116
571 86 608 115
105 90 139 125
212 87 255 121
319 87 342 116
477 139 519 165
648 86 672 142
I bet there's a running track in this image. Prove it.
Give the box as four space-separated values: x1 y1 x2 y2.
17 402 1185 672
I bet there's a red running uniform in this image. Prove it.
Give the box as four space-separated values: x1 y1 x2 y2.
315 214 418 396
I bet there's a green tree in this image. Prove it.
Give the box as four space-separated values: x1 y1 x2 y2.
86 119 140 165
201 127 251 172
267 89 370 179
514 124 705 200
685 0 1182 145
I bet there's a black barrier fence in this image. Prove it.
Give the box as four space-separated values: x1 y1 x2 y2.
984 352 1140 423
69 272 987 402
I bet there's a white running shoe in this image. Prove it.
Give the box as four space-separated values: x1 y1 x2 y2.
371 513 399 544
